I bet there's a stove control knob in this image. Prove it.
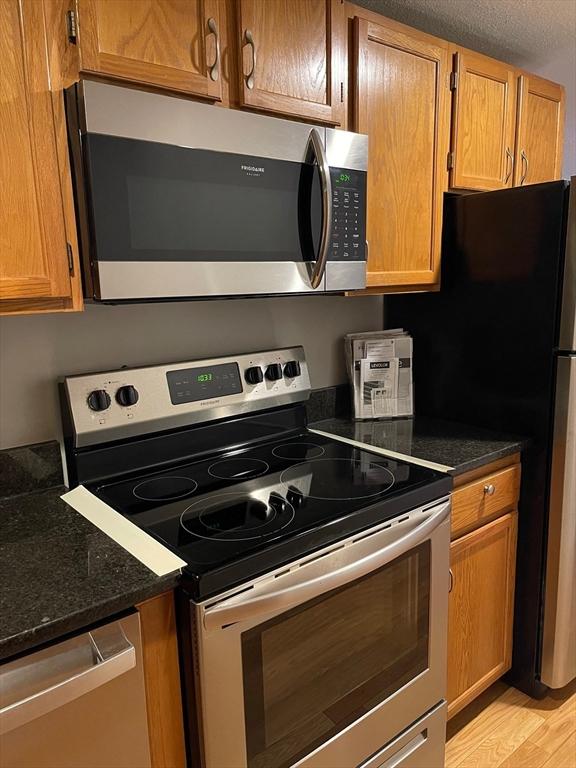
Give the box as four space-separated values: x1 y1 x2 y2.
245 366 264 385
265 363 283 382
284 360 301 379
116 385 139 407
87 389 111 412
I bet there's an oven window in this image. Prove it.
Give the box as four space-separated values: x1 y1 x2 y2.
241 543 430 768
84 134 321 263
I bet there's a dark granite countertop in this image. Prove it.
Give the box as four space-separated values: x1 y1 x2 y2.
310 416 525 476
0 486 179 662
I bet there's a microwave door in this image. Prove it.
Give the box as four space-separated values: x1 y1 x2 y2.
80 131 327 301
69 80 368 300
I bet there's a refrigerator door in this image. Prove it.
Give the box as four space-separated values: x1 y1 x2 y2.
385 180 571 695
558 177 576 352
541 354 576 688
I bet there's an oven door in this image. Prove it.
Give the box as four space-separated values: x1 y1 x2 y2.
193 498 450 768
70 80 366 300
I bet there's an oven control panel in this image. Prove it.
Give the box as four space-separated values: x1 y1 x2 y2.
63 347 311 448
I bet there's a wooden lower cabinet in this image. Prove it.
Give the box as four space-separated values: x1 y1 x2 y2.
137 592 187 768
447 511 518 719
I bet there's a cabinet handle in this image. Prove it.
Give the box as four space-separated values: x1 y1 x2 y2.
504 148 514 184
449 568 454 593
484 484 496 496
244 29 256 90
520 150 529 185
207 18 220 82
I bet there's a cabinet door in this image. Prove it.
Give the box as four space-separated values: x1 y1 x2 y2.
448 512 518 719
76 0 223 99
450 50 516 191
0 0 79 313
514 74 564 186
353 17 450 289
236 0 345 124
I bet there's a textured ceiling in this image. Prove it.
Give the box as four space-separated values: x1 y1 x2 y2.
354 0 576 66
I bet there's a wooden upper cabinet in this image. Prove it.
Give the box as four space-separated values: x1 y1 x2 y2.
75 0 224 99
235 0 345 124
514 74 564 186
450 50 516 191
0 0 80 314
448 512 518 718
352 15 450 289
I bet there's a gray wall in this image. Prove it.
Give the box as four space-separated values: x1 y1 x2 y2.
0 295 382 449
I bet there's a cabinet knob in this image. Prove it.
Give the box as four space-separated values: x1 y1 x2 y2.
449 568 454 593
484 484 496 496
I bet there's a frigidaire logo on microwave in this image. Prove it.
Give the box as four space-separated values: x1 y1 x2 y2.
241 164 265 175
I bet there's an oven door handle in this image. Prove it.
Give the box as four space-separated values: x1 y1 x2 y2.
306 128 332 289
203 500 450 631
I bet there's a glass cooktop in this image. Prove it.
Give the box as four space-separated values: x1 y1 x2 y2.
91 431 451 599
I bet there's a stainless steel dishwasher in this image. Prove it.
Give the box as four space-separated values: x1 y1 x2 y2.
0 612 151 768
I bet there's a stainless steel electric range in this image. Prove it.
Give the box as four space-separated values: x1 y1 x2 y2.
60 347 452 768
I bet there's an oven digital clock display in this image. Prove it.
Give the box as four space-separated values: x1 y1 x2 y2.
167 363 242 405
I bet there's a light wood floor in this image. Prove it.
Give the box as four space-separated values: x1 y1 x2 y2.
446 679 576 768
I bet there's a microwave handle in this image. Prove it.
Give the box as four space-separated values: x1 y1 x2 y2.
307 128 332 289
203 500 450 631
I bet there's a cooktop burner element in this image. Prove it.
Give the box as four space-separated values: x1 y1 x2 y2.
132 475 198 501
280 458 395 501
208 457 269 480
180 493 295 542
272 442 325 460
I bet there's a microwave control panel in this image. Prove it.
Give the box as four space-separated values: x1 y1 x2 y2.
329 167 367 261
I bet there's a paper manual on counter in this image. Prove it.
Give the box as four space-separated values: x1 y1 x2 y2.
345 330 413 420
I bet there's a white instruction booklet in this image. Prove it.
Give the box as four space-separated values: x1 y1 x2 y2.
345 330 413 420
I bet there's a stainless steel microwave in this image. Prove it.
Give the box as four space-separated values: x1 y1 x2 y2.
65 81 368 301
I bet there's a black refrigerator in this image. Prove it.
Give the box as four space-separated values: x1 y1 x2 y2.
386 179 575 697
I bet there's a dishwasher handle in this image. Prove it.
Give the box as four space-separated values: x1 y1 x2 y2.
0 621 136 735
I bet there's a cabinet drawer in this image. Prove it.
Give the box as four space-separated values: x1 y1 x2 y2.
452 464 520 538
